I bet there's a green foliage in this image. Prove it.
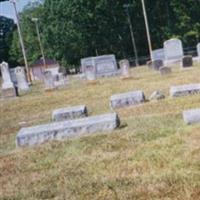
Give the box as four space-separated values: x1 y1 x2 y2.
8 0 200 69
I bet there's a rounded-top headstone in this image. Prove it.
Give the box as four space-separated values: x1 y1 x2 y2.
119 59 130 77
15 66 29 92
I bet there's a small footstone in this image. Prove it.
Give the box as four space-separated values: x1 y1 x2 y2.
183 108 200 124
170 83 200 97
110 90 145 109
16 113 120 147
159 66 172 75
182 56 193 68
52 105 88 121
149 91 165 101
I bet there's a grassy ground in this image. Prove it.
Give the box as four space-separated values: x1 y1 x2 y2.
1 65 200 199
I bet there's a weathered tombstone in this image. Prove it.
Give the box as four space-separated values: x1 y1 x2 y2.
54 73 68 88
52 105 88 121
149 91 165 101
182 56 193 68
152 48 165 61
81 55 119 78
0 62 16 98
152 59 163 70
43 71 56 91
85 64 96 81
9 68 18 86
119 59 130 78
15 67 29 92
183 108 200 124
16 113 120 147
197 43 200 62
170 83 200 97
159 66 172 75
110 90 145 109
164 38 184 65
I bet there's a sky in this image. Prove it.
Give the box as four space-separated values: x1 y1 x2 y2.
0 0 31 22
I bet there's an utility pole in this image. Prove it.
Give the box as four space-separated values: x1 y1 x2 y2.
123 4 139 66
32 18 47 69
10 0 32 83
141 0 153 61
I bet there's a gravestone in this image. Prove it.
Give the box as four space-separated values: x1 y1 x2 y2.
152 48 165 61
43 71 56 91
152 59 163 70
170 83 200 97
16 113 120 147
81 55 119 78
159 66 172 75
85 64 96 81
197 43 200 58
110 90 145 109
119 59 130 78
54 73 68 88
164 38 183 65
0 62 16 98
9 68 18 86
182 56 193 68
52 105 88 121
183 108 200 124
15 67 29 92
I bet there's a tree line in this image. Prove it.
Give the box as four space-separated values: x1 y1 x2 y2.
1 0 200 70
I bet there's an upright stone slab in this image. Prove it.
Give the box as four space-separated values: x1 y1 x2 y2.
54 73 68 88
182 56 193 68
81 55 119 78
164 38 184 65
119 59 130 78
110 90 145 109
43 71 56 91
183 108 200 124
85 64 96 81
0 62 16 98
152 48 165 61
159 66 172 75
152 59 163 70
15 67 29 92
52 105 88 121
16 113 120 147
170 83 200 97
197 43 200 59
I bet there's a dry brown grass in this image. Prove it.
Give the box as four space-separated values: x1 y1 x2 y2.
1 65 200 199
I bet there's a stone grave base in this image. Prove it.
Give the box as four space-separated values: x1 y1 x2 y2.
1 87 16 99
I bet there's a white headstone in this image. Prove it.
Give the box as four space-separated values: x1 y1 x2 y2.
15 67 29 92
0 62 16 98
152 48 165 61
43 71 56 91
119 59 130 78
164 38 183 63
197 43 200 57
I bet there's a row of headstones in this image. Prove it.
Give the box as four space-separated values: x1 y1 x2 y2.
152 39 200 63
16 82 200 147
0 61 68 99
0 62 29 98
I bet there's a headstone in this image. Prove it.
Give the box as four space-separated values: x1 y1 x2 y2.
15 67 29 92
164 38 184 65
110 90 145 109
159 66 172 75
81 55 119 78
149 91 165 101
52 105 88 121
43 71 56 91
197 43 200 58
119 59 130 78
16 113 120 147
54 73 68 88
152 48 165 61
152 59 163 70
183 108 200 124
85 64 96 81
9 68 18 86
170 83 200 97
0 62 16 98
182 56 193 68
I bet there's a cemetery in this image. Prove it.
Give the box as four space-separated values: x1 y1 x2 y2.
1 0 200 199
